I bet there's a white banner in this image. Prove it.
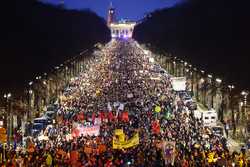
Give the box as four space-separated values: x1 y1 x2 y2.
171 77 186 91
72 124 100 137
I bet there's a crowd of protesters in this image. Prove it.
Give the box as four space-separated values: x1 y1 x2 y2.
1 39 249 167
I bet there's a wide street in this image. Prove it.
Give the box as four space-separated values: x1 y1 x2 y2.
2 39 245 166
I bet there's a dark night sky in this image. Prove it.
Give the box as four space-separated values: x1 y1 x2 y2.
40 0 183 20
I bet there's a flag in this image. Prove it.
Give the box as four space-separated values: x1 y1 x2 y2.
108 111 114 121
114 129 125 142
121 111 129 122
100 112 105 122
152 120 160 134
113 133 139 149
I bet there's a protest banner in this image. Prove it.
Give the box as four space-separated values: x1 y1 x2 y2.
113 133 139 149
72 124 100 137
163 141 176 166
115 129 124 136
114 129 125 142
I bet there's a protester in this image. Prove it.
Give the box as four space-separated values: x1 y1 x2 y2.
1 39 248 167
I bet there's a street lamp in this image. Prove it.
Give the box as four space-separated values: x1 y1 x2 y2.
3 93 12 146
215 78 223 120
28 89 33 121
4 93 11 99
241 90 249 122
172 61 176 76
228 84 236 137
216 78 222 84
241 91 249 97
228 85 235 91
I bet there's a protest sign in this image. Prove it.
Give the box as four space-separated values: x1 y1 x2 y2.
163 141 176 166
72 124 100 137
113 133 139 149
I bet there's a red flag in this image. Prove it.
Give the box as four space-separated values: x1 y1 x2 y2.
152 120 160 134
100 112 105 122
108 111 114 121
122 111 129 122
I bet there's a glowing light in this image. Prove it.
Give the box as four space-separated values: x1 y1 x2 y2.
143 50 149 55
208 74 212 78
241 91 249 97
216 78 222 83
228 85 235 89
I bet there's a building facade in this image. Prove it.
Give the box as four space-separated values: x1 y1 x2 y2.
107 4 136 39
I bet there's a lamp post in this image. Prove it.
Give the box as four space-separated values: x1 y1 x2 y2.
28 89 33 121
241 90 249 139
228 84 235 137
241 91 249 118
173 61 176 76
199 77 205 105
207 74 213 109
28 81 33 122
4 93 12 146
215 78 222 121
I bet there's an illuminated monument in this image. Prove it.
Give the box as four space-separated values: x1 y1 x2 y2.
107 3 136 39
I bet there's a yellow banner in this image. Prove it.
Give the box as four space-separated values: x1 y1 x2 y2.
113 133 139 149
114 129 125 142
115 129 124 136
